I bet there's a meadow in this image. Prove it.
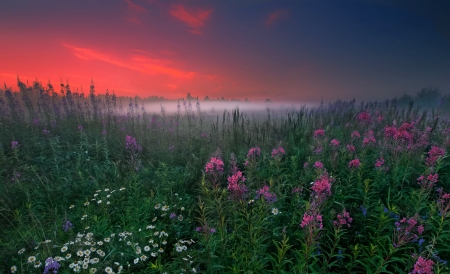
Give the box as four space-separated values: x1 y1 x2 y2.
0 81 449 273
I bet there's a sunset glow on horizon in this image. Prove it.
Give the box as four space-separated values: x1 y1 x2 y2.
1 0 449 103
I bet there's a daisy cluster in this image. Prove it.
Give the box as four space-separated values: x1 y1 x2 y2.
10 189 196 273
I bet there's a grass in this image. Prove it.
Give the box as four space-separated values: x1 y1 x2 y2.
0 80 449 273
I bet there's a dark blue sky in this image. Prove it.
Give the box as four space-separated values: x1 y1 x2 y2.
1 0 449 102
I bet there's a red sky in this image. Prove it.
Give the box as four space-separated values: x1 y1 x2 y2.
1 0 449 103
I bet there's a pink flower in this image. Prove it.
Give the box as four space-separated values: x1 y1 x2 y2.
393 215 423 248
311 173 332 197
348 159 361 169
410 256 434 274
205 157 224 174
417 225 424 235
357 111 371 123
426 146 445 167
351 131 361 138
346 144 355 152
271 147 285 158
314 129 325 138
362 130 376 146
375 157 384 168
313 161 324 169
256 185 277 203
417 173 438 190
247 147 261 158
301 213 323 230
330 139 340 146
333 210 353 228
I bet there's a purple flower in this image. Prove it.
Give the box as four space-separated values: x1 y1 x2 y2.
62 220 73 232
11 141 19 149
360 206 367 217
170 213 177 219
210 228 216 234
77 125 83 131
43 257 61 274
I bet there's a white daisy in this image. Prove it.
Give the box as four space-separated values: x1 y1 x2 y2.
27 256 36 263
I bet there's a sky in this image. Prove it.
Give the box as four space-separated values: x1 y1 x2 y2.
1 0 449 103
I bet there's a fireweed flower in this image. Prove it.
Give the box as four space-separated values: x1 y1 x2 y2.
375 157 385 168
351 131 361 139
247 146 261 158
125 135 141 151
348 159 361 169
205 157 224 174
301 212 323 230
357 111 371 123
313 161 324 169
333 210 353 229
417 174 438 190
410 256 434 274
205 157 224 186
314 129 325 138
346 144 355 152
255 185 277 203
227 171 247 201
271 147 285 158
362 130 376 146
311 173 333 197
393 215 423 248
425 146 445 167
436 188 450 218
330 139 340 146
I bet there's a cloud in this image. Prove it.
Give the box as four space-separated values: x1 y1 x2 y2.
125 16 143 25
125 0 148 13
169 4 213 35
265 9 290 27
124 0 148 25
63 43 195 78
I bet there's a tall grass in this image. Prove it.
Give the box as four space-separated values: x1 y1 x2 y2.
0 80 449 273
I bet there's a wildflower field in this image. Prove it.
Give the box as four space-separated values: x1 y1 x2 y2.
1 81 450 274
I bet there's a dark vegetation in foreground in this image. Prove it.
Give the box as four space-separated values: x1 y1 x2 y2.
0 80 449 273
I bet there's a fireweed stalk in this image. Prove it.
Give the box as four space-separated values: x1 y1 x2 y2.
244 146 261 186
297 172 334 272
125 135 142 171
374 215 424 274
323 209 353 271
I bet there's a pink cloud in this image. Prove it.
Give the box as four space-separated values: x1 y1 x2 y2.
265 9 290 27
125 16 143 25
63 43 195 78
125 0 148 13
169 4 213 35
